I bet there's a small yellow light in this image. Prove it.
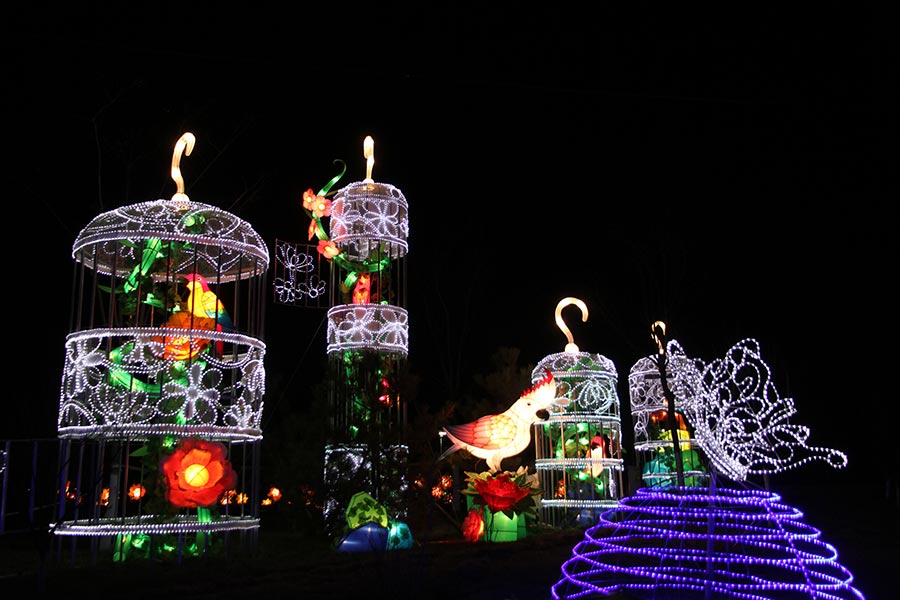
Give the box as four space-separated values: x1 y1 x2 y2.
363 136 375 183
184 464 210 488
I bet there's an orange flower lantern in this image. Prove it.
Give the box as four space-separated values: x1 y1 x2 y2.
128 483 146 501
161 438 237 508
317 239 340 259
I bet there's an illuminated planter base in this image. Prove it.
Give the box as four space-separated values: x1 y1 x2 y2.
551 486 865 600
483 510 519 543
466 496 524 543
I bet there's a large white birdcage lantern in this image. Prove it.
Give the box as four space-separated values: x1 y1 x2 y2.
53 133 268 551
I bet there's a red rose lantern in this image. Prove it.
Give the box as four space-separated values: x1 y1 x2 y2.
473 472 531 513
162 438 237 508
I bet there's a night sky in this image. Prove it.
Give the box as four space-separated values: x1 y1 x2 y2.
5 5 894 485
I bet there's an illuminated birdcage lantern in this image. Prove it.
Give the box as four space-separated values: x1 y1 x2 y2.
532 298 624 528
325 137 408 437
627 323 709 488
53 133 268 557
321 136 409 540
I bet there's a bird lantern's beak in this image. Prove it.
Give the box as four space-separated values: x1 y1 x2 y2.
536 409 550 421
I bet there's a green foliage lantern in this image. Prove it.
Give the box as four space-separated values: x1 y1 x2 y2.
345 491 389 529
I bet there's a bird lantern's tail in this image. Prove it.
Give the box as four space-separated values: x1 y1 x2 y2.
436 434 463 464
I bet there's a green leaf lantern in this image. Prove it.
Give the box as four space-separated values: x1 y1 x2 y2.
345 491 388 530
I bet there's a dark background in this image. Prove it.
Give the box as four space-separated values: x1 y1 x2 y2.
4 4 894 488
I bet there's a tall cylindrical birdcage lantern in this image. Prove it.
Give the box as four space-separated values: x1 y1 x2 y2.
320 137 410 540
628 334 709 488
53 133 269 560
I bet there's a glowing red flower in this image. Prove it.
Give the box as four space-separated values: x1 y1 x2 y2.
462 508 485 542
474 472 531 513
162 439 237 508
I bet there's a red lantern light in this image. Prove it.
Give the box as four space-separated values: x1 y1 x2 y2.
128 483 146 501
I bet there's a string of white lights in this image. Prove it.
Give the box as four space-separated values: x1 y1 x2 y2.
52 515 260 536
329 181 409 261
675 339 848 481
72 199 269 282
326 304 409 356
273 241 327 305
533 351 619 414
58 327 266 440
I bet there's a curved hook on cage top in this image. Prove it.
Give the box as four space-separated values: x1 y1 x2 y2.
651 320 667 356
363 135 375 183
171 132 196 207
555 297 589 354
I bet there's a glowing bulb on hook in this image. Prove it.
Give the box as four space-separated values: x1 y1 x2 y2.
651 320 667 355
363 135 375 183
171 132 195 208
556 297 588 354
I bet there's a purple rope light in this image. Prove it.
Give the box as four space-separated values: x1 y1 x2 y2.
551 486 865 599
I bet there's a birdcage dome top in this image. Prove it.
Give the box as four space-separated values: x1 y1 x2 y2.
329 180 409 259
533 351 617 382
72 198 269 282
